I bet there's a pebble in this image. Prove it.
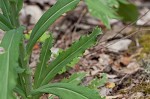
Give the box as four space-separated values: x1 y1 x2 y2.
107 39 132 53
20 5 43 24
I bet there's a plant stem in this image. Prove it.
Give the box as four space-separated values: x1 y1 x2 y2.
19 40 32 97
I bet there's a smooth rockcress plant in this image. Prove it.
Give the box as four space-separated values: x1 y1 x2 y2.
0 0 103 99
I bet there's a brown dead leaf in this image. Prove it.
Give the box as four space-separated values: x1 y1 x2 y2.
112 62 140 74
120 56 131 66
33 43 40 50
113 61 121 68
74 65 80 71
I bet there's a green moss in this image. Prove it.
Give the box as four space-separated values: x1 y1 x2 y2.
139 33 150 55
131 82 150 94
119 82 150 96
128 32 150 59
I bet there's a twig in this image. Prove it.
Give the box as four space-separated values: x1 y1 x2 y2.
119 74 129 84
99 10 150 44
66 6 87 34
73 8 87 33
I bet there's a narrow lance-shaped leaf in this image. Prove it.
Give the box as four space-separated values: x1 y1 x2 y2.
61 72 86 85
49 72 86 99
0 21 10 31
0 26 24 99
0 13 13 31
26 0 80 54
0 0 12 24
32 83 103 99
9 0 23 12
9 0 20 27
14 87 26 99
34 34 53 88
16 0 23 12
38 27 102 87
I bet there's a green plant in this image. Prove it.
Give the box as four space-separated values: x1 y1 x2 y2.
49 72 107 99
0 0 138 99
85 0 138 28
88 73 107 89
0 0 103 99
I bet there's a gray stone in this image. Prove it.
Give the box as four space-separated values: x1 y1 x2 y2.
107 39 132 53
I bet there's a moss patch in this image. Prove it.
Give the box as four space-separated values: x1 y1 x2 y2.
131 82 150 94
139 33 150 55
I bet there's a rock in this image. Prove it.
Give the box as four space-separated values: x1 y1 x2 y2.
99 54 111 66
136 8 150 26
107 39 132 53
50 47 60 61
20 5 43 24
100 87 112 96
51 47 59 55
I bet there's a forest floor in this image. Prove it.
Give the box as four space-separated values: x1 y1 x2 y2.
0 0 150 99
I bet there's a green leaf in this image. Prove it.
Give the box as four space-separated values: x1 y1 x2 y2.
38 27 102 87
27 0 80 54
85 0 120 28
34 34 53 88
14 87 26 99
0 26 24 99
49 72 86 99
0 13 13 31
58 56 80 74
88 73 107 89
61 72 86 85
9 1 20 27
0 21 10 31
16 0 23 12
117 0 129 4
0 0 11 23
106 0 129 8
117 2 139 22
32 83 102 99
39 31 50 42
0 0 20 27
106 0 119 8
